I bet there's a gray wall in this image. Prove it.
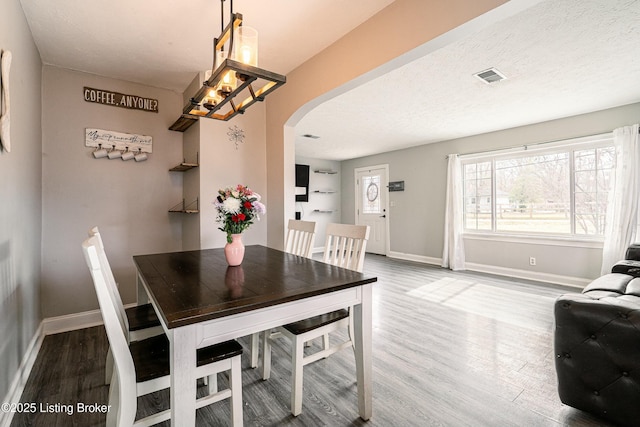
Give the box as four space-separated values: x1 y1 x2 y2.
41 66 184 317
0 0 43 404
342 102 640 283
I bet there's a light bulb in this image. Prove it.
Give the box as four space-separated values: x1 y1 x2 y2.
241 46 252 65
232 26 258 66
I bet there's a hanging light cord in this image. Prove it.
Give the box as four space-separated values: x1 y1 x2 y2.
219 0 235 31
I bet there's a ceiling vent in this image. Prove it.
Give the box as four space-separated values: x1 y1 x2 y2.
474 68 507 84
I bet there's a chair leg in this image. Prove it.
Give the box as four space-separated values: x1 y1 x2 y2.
230 356 243 427
250 332 259 368
105 347 114 385
106 370 119 427
291 337 305 416
261 330 272 380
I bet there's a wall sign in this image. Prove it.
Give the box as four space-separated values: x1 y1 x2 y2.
85 128 152 153
388 181 405 192
83 86 159 113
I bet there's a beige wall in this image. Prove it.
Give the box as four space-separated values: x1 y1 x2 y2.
265 0 511 249
0 0 43 406
191 104 268 250
41 66 184 317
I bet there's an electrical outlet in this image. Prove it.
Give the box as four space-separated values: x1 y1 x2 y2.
529 257 536 266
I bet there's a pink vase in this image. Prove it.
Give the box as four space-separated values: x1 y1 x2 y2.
224 234 245 266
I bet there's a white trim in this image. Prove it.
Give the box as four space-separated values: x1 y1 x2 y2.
41 302 139 335
42 308 104 335
465 262 588 288
388 251 441 266
387 251 588 288
0 323 44 427
463 233 604 249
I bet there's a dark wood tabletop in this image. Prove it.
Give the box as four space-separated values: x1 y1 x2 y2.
133 245 377 329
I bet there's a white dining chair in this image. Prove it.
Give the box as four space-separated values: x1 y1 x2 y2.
284 219 317 258
261 222 369 416
88 227 163 385
249 219 317 369
82 235 244 427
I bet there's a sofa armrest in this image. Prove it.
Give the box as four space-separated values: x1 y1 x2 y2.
554 292 640 426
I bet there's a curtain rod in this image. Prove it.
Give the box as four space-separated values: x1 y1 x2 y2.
445 130 624 160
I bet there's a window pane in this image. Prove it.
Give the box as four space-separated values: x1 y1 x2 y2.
463 161 492 231
573 147 614 235
495 153 570 234
362 175 381 214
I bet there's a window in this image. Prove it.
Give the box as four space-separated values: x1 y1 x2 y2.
463 136 615 238
362 175 381 214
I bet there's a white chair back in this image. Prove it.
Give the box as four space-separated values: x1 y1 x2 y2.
88 227 130 336
322 223 370 273
285 219 317 258
82 236 137 425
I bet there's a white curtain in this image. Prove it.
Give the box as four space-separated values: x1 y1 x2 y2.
601 124 640 275
442 154 465 270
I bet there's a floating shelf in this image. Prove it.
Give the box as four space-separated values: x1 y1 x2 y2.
169 198 199 214
313 209 337 213
170 154 199 172
314 169 337 174
169 114 200 132
169 162 199 172
313 190 336 194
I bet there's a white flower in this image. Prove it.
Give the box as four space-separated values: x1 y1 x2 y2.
252 192 261 201
222 197 241 214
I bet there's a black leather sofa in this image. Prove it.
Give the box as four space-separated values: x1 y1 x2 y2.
554 246 640 426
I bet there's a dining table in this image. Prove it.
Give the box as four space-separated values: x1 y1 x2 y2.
132 244 377 426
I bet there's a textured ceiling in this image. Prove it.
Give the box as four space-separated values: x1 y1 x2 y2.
18 0 640 162
18 0 394 92
295 0 640 160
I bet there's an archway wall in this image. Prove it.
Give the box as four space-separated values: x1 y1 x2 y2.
265 0 535 249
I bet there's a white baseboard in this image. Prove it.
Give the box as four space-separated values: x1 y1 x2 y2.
41 302 146 335
42 308 104 335
465 262 588 288
0 323 44 427
386 251 588 288
387 251 441 266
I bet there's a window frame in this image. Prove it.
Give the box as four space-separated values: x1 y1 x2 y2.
460 134 614 243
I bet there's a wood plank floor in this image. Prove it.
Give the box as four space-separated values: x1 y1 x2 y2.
10 254 615 426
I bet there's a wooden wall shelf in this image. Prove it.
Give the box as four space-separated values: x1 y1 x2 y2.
169 198 199 214
169 154 199 172
169 162 199 172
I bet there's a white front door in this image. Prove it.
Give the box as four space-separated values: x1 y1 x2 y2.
355 165 388 255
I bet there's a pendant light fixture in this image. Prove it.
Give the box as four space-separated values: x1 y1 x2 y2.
170 0 286 131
